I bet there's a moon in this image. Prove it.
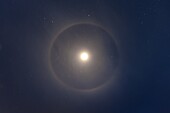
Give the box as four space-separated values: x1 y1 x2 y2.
49 23 119 91
80 51 89 62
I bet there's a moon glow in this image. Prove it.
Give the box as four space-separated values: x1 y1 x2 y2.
50 23 119 91
80 51 89 62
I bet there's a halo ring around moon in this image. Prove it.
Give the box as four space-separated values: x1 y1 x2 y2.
48 22 120 92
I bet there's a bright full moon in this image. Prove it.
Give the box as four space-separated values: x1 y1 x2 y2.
80 52 89 61
50 23 119 90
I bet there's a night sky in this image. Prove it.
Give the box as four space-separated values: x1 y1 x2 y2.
0 0 170 113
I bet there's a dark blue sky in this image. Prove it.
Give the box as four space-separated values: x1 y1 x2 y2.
0 0 170 113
